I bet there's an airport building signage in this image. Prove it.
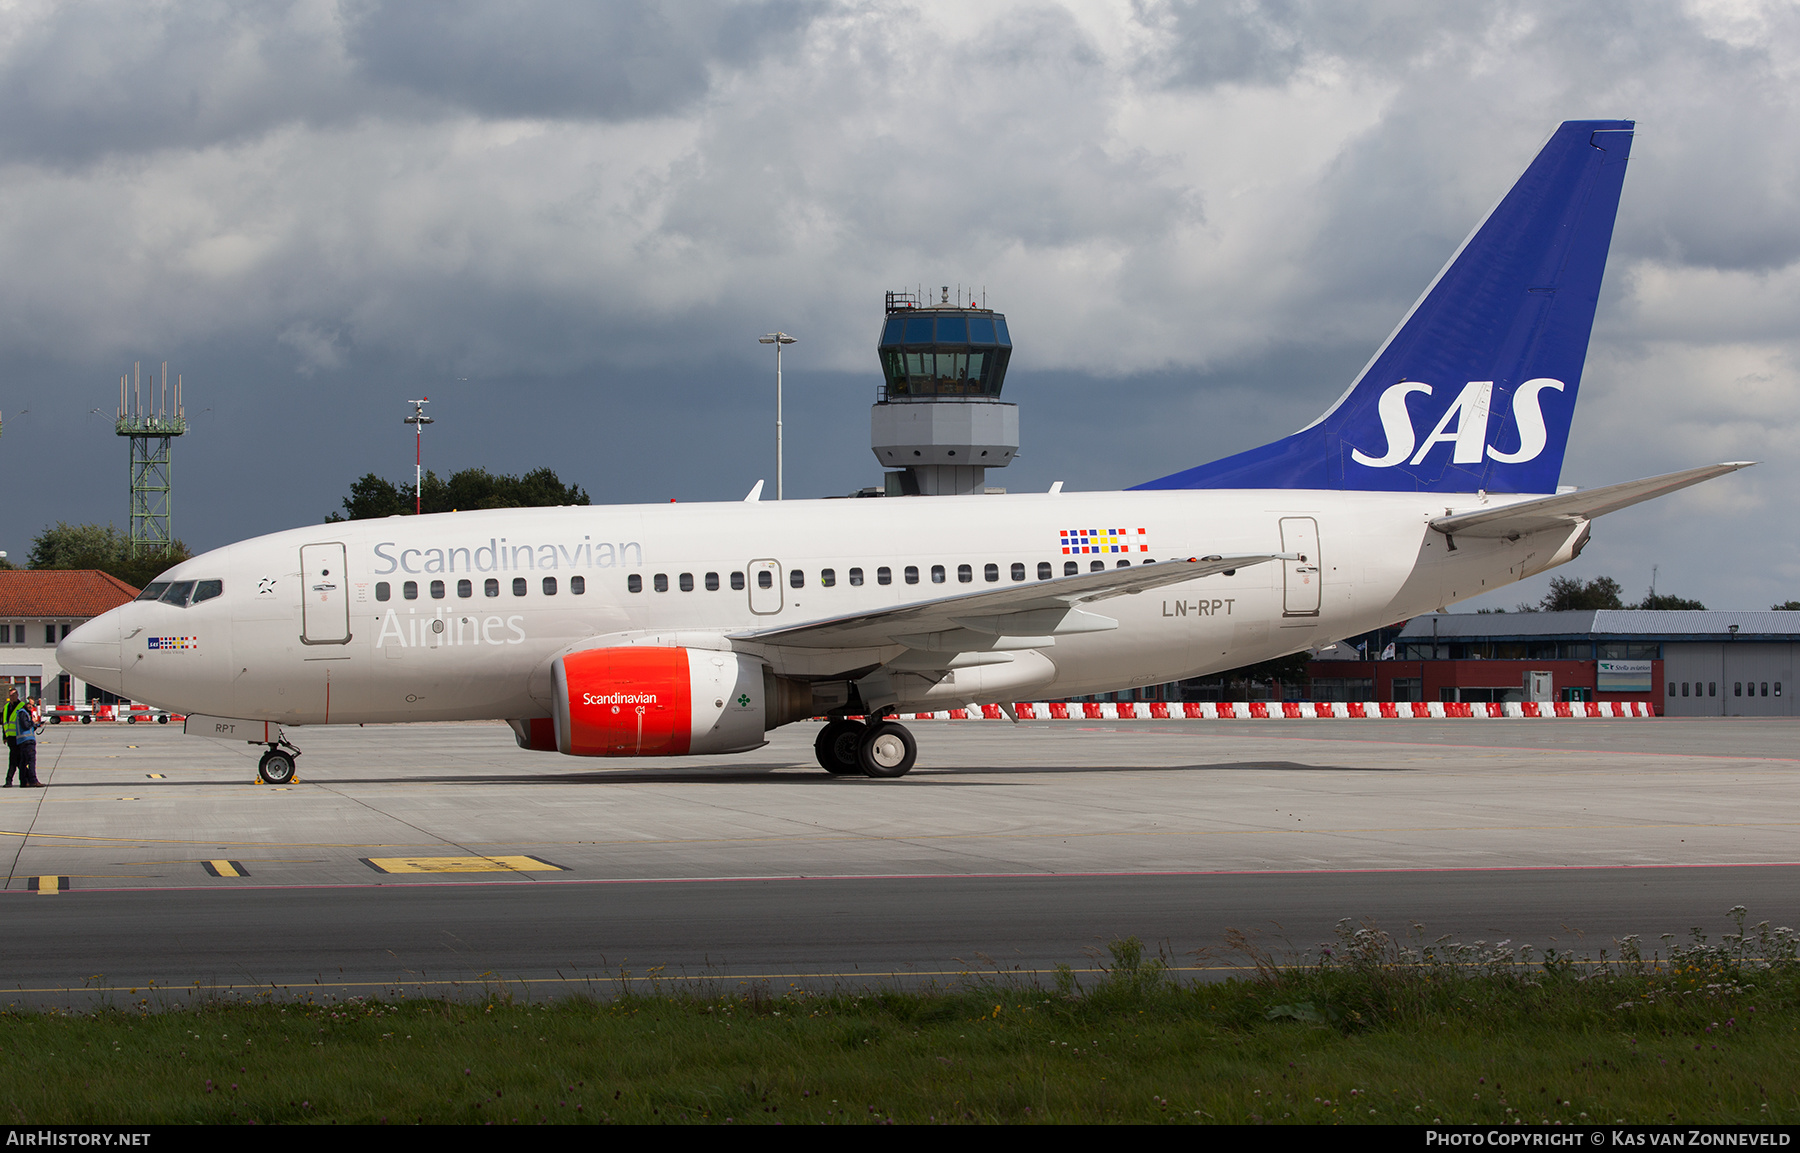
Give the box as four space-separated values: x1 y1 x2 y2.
1597 660 1653 692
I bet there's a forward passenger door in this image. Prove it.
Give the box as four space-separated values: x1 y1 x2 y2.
299 543 351 644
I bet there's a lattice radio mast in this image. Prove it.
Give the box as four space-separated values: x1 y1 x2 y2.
116 361 188 555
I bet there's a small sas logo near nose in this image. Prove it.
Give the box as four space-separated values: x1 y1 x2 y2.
147 636 198 651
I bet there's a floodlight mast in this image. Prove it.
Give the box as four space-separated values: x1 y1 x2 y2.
758 333 797 500
403 398 433 515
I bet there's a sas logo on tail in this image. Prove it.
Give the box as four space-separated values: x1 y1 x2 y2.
1350 378 1563 469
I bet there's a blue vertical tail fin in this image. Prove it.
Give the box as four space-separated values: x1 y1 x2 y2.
1134 119 1633 494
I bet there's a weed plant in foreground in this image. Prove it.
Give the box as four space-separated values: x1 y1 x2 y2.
0 909 1796 1124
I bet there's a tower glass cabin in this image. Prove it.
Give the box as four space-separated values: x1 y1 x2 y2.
872 289 1019 496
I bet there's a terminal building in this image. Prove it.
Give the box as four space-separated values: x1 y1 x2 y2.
1096 610 1798 716
1306 610 1799 716
0 570 139 704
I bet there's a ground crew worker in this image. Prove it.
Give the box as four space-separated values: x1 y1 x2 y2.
11 696 39 788
3 686 22 787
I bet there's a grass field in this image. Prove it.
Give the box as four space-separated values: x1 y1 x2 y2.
2 913 1795 1124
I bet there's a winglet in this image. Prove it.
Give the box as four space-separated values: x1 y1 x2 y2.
743 479 765 502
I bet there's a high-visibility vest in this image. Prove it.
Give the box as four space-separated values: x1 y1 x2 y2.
1 701 21 738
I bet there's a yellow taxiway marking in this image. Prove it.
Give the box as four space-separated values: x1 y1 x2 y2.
32 876 65 894
145 774 164 779
203 860 248 878
362 855 567 875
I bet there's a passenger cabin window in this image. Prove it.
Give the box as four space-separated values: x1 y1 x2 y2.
849 568 864 586
679 573 694 592
931 565 946 584
486 578 500 597
458 579 472 598
1011 563 1025 582
757 571 772 590
821 569 836 588
1090 561 1104 572
705 573 719 591
905 566 919 585
136 582 170 602
376 582 391 602
430 580 445 599
403 581 418 601
790 569 804 589
958 564 973 583
543 577 557 595
193 580 223 604
628 575 643 593
1037 562 1051 580
653 574 669 593
878 567 892 585
513 577 529 596
984 564 999 583
731 572 745 591
1064 562 1078 576
571 576 586 595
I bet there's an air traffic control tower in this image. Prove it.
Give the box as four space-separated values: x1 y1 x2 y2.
872 288 1017 496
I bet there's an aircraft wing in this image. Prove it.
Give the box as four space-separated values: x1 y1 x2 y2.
1430 462 1755 540
728 554 1288 650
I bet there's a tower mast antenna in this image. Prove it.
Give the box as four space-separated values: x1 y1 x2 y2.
403 398 433 515
115 361 189 556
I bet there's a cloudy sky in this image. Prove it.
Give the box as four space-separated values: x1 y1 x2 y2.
0 0 1794 612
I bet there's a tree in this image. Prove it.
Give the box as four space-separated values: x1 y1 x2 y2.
1538 575 1624 611
328 467 589 521
1773 601 1800 611
1632 592 1706 611
27 522 191 588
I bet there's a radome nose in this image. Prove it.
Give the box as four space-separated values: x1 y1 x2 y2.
57 613 123 694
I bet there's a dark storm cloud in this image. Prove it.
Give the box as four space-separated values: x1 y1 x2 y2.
1143 0 1800 277
0 1 360 165
344 0 821 121
1139 0 1459 87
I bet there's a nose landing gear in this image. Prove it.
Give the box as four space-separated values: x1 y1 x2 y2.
256 739 301 785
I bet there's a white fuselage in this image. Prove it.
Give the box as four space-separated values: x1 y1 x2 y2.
61 488 1579 727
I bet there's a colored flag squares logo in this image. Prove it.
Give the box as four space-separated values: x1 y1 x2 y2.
147 636 199 651
1060 527 1149 555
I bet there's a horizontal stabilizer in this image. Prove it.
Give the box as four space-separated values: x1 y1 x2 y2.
1430 462 1754 539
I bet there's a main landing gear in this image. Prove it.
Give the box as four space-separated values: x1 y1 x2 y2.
813 716 918 778
256 739 302 785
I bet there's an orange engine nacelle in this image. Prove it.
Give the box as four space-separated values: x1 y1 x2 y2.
517 647 814 757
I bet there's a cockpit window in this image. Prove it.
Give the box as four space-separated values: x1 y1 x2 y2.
159 581 196 607
136 582 170 602
192 580 223 605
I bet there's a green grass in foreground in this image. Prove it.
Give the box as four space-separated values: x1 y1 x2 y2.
2 913 1798 1124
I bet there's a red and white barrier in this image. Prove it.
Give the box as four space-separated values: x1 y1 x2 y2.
884 699 1657 720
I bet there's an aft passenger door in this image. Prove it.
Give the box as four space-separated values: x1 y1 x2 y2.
1279 517 1321 617
747 558 782 615
300 542 351 644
